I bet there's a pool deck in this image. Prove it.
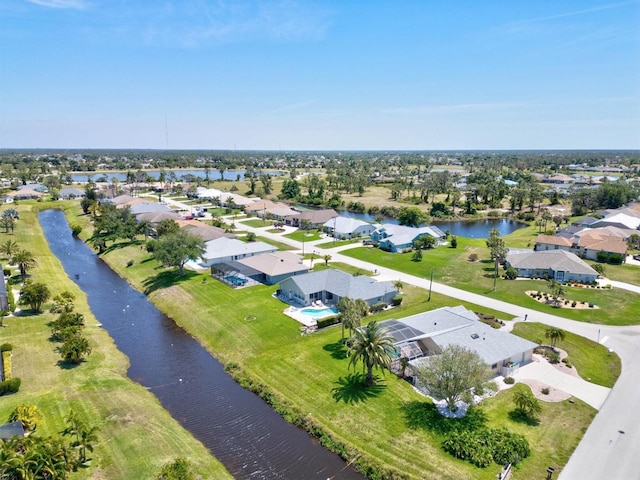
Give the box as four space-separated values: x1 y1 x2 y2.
281 301 338 328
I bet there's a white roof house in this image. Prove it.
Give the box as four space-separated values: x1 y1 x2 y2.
199 237 277 267
380 306 537 375
505 249 598 283
322 217 376 239
371 223 446 252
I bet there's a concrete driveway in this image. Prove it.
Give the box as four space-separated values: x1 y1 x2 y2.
514 360 611 410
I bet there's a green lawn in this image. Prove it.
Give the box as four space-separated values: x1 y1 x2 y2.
316 238 364 249
240 218 273 228
342 245 640 326
255 235 297 251
313 261 374 276
0 204 232 480
89 232 593 479
285 230 323 242
511 323 621 387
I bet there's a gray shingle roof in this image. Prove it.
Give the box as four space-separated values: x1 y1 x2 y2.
506 250 597 275
282 269 395 300
384 306 538 366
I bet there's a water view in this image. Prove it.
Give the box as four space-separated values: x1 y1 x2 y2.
39 209 363 480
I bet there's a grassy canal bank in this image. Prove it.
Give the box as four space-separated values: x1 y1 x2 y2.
55 202 606 480
0 203 232 479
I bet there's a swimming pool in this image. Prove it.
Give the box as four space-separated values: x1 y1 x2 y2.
299 307 339 319
224 275 246 286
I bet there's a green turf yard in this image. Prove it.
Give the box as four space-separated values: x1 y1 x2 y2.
80 209 597 480
342 242 640 326
285 230 323 242
511 323 620 387
0 204 231 480
239 218 273 228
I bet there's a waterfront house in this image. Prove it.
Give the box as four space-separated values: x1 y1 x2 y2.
322 217 376 239
370 223 446 252
199 237 276 267
278 269 397 307
380 306 537 376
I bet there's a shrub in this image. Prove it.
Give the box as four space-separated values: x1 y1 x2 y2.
442 427 530 468
2 268 10 276
487 210 501 218
0 343 13 352
505 266 518 280
450 236 458 248
504 376 515 384
146 239 157 252
547 351 560 364
126 259 134 267
369 302 386 314
391 295 403 306
541 387 550 395
0 377 20 395
316 315 340 329
596 251 609 263
468 253 479 262
70 223 82 237
608 253 623 265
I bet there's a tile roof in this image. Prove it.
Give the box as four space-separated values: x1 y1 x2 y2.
282 269 396 301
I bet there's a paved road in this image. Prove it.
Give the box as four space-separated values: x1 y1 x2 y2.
169 201 640 480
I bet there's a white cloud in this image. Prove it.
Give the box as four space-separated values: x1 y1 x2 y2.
26 0 87 9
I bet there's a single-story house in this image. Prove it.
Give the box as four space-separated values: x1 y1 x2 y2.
136 210 182 224
371 223 446 252
244 200 281 215
505 249 598 283
380 306 537 376
261 205 300 221
18 183 48 193
59 187 86 200
535 230 628 262
199 237 277 267
235 251 308 285
181 224 236 242
322 217 376 239
285 209 338 229
278 268 397 307
107 194 136 205
6 189 43 200
129 202 173 216
590 213 640 231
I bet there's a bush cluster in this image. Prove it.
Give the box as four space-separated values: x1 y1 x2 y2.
391 295 403 307
503 377 515 385
442 427 530 468
316 315 340 329
0 377 21 395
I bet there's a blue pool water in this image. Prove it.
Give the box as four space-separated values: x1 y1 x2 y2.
224 275 246 286
300 307 339 319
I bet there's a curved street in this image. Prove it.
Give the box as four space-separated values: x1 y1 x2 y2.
166 198 640 479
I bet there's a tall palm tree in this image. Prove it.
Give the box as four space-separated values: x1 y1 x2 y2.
13 249 35 282
337 297 364 343
545 327 566 349
0 239 19 262
348 321 396 386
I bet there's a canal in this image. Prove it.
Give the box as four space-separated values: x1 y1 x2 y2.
39 209 364 480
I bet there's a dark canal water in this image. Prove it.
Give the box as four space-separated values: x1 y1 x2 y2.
39 210 364 480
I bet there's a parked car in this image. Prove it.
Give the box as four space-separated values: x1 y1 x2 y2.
633 254 640 261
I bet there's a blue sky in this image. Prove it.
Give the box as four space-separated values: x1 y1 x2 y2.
1 0 639 150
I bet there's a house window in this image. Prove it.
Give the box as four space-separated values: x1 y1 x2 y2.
491 363 497 369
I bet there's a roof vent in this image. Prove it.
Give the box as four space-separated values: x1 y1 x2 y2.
471 333 480 339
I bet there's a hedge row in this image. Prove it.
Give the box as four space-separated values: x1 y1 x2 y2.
224 362 408 480
0 377 20 395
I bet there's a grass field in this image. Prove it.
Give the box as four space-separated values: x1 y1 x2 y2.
68 201 596 479
342 243 640 326
285 230 323 242
511 323 621 387
0 204 232 480
239 218 273 228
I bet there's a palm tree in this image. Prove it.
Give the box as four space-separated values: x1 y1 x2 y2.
0 239 19 262
323 254 332 266
547 279 566 307
392 279 403 292
545 327 566 349
513 388 542 419
337 297 364 343
348 321 396 386
136 219 153 241
13 249 35 282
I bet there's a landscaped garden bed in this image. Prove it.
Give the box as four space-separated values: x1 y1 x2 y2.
525 291 600 310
